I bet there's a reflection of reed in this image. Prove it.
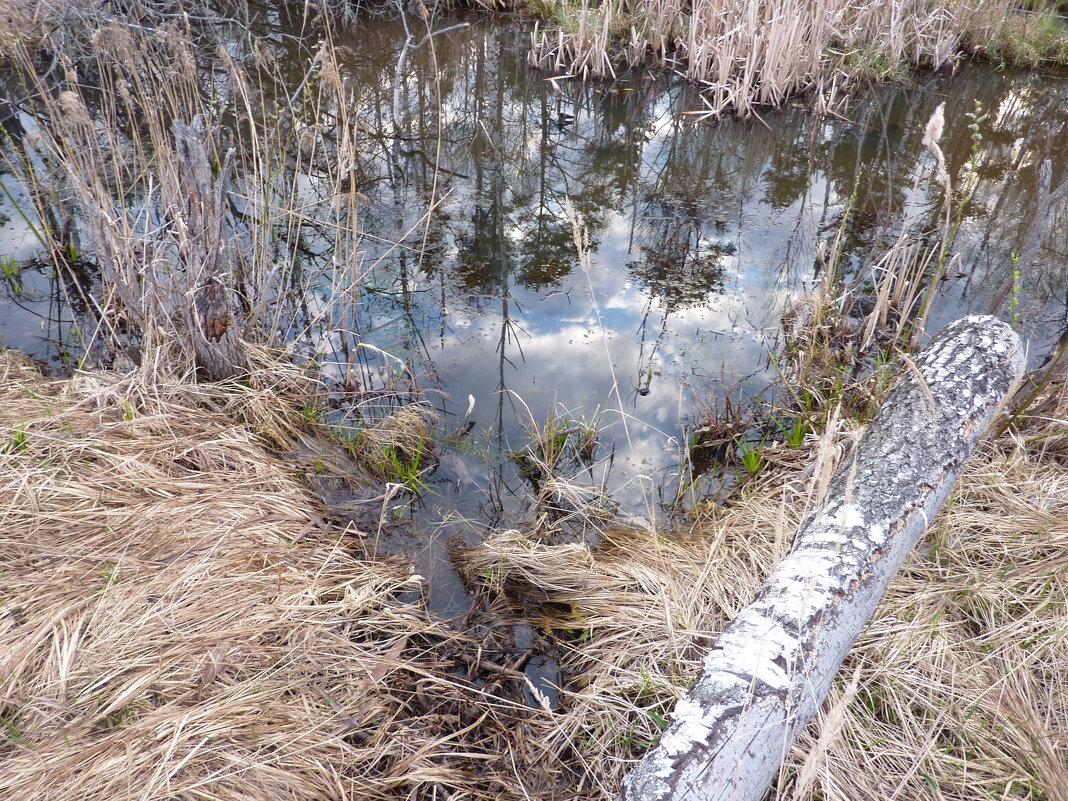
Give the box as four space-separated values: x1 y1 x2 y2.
528 0 1044 118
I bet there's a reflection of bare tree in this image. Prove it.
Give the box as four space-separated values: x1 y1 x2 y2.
8 11 1068 365
0 257 94 368
625 213 732 312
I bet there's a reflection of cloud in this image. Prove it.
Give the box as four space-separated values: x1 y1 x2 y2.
427 275 771 514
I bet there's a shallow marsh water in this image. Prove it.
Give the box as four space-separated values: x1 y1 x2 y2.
1 12 1066 620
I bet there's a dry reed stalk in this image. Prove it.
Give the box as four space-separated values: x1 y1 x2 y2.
1 3 368 380
785 101 973 393
529 0 1040 117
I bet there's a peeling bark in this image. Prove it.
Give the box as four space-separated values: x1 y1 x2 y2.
619 316 1025 801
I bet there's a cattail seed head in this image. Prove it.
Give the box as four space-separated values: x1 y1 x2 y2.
923 102 945 150
58 90 92 128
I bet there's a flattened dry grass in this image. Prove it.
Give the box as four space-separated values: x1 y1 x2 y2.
463 380 1068 800
0 351 531 801
787 387 1068 800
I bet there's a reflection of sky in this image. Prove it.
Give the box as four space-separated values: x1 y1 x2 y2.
348 79 798 526
0 170 79 359
354 187 777 525
332 27 1068 540
1 19 1067 554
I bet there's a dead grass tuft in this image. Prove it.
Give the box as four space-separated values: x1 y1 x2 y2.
349 403 437 484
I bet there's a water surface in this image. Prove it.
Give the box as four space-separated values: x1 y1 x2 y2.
1 12 1066 616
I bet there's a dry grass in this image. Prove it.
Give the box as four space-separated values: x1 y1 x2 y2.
3 3 1067 799
349 403 438 484
0 351 540 801
2 352 1065 800
528 0 1062 117
460 494 796 787
786 387 1068 799
787 418 1068 799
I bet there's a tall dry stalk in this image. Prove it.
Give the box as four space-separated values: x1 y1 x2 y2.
1 2 368 379
530 0 1038 117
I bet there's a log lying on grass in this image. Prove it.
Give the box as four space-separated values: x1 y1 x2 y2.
619 316 1025 801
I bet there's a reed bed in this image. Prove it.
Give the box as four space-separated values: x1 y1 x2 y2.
0 0 366 380
528 0 1064 117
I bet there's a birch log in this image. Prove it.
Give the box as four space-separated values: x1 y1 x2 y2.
619 315 1025 801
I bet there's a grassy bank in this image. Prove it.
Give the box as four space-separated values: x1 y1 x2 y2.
464 376 1068 800
0 351 533 801
524 0 1068 116
2 345 1065 800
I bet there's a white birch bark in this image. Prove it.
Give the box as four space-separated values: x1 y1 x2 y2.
619 315 1025 801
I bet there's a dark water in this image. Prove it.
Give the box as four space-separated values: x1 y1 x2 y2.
1 13 1066 617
